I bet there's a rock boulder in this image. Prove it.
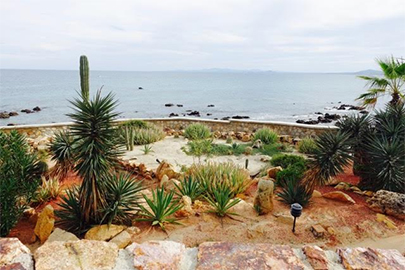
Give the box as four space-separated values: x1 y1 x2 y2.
367 190 405 220
34 205 55 244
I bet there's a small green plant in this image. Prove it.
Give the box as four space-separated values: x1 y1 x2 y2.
277 179 311 207
226 137 233 144
257 144 282 156
56 187 88 234
206 185 240 218
298 137 318 155
121 120 149 129
275 163 306 188
184 123 211 140
271 154 306 169
253 128 278 145
183 139 213 157
142 145 153 155
32 177 62 204
174 176 204 202
137 188 182 231
119 121 165 147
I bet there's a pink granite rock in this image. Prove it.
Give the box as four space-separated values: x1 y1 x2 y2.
0 238 33 270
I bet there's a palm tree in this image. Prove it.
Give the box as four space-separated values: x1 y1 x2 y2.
357 56 405 107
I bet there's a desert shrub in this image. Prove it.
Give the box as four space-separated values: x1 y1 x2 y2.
121 120 149 129
49 130 75 179
132 124 165 145
137 187 182 231
206 185 240 218
0 131 42 236
277 178 311 207
174 176 204 202
257 143 282 156
271 154 306 169
119 121 165 148
184 123 211 140
275 163 306 188
183 139 213 157
298 137 318 155
32 177 62 204
187 162 251 197
253 128 278 145
226 137 233 144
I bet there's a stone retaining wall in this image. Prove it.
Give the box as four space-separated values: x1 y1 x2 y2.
1 238 404 270
0 117 338 141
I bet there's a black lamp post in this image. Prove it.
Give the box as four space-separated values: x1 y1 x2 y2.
290 203 302 233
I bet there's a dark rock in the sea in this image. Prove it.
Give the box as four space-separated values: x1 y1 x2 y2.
336 104 365 111
169 113 179 117
207 104 215 107
165 103 174 107
33 106 41 112
214 118 218 120
324 113 341 120
338 101 342 103
296 119 320 125
221 117 230 120
207 113 212 116
138 87 143 90
9 111 19 116
317 116 333 123
7 123 15 126
185 110 192 112
232 115 250 119
21 109 33 114
359 110 369 114
187 111 201 117
176 104 183 107
314 112 323 115
296 120 305 124
0 112 10 119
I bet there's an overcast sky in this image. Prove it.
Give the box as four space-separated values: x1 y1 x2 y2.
0 0 404 72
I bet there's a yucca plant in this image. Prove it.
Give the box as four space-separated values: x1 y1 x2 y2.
253 128 278 145
56 187 88 234
68 90 123 224
49 130 75 179
277 178 311 207
137 188 182 231
174 176 204 202
303 131 352 191
101 173 144 225
205 185 240 218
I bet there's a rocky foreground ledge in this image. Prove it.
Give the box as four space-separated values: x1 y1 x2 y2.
1 238 405 270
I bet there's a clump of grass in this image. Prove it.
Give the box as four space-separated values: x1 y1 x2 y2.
184 123 211 140
183 140 250 157
137 188 182 231
187 162 251 197
253 128 278 145
142 145 153 155
206 185 240 218
275 163 306 188
174 176 204 202
226 137 233 144
298 137 318 155
119 120 165 146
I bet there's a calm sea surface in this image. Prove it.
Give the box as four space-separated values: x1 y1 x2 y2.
0 69 371 126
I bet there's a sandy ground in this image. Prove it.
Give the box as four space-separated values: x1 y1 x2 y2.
122 136 269 174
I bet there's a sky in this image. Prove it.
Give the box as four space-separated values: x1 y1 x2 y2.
0 0 404 72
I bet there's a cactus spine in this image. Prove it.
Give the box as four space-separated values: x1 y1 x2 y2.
80 55 90 101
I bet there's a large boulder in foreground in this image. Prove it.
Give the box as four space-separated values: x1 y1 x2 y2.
126 240 197 270
367 190 405 220
0 238 34 270
34 240 119 270
253 179 274 214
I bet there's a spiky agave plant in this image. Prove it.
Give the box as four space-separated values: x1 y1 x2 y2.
137 187 182 231
174 176 204 202
205 184 240 218
277 178 311 207
49 130 75 179
68 90 122 224
101 173 144 225
303 131 352 191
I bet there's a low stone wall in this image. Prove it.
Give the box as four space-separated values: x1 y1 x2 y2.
0 117 338 141
2 238 404 270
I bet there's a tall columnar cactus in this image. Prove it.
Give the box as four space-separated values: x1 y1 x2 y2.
80 55 90 101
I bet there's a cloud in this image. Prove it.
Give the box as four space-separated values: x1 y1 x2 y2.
0 0 404 72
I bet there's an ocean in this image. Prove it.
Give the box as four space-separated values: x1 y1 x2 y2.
0 69 372 126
